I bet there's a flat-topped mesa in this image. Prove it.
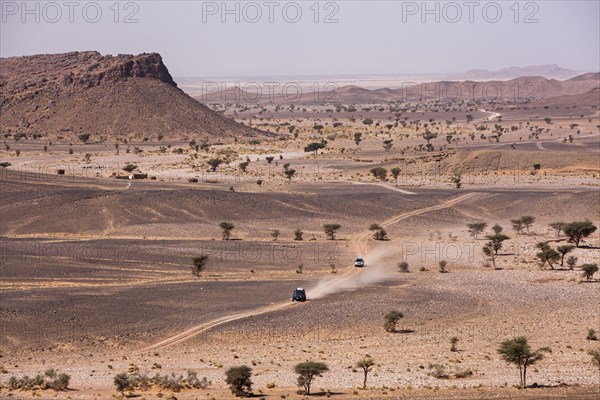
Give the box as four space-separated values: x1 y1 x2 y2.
0 51 267 139
0 51 177 95
91 52 177 87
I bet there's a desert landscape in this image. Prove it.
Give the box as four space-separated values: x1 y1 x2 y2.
1 4 599 399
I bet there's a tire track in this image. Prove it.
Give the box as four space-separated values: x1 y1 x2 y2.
139 192 482 352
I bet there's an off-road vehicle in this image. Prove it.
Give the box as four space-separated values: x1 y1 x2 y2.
292 288 306 302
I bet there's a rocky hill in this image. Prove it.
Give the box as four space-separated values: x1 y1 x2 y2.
0 51 265 140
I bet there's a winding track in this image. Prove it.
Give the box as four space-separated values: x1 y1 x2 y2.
139 192 482 352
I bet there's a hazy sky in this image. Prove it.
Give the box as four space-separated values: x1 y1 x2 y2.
1 1 599 77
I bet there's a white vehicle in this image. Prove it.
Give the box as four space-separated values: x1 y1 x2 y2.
354 257 365 267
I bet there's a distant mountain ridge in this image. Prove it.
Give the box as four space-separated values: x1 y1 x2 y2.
455 64 579 80
198 73 600 105
0 51 265 140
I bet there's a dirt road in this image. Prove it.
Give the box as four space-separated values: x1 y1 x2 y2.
139 192 481 352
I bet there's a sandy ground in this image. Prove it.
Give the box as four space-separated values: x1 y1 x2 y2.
0 104 599 399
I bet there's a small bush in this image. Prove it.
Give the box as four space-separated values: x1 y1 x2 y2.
439 260 448 273
454 369 474 379
8 369 71 391
428 364 449 379
113 369 209 393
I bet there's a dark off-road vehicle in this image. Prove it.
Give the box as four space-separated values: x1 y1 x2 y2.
292 288 306 302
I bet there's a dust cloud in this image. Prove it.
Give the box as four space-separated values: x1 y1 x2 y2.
309 246 396 299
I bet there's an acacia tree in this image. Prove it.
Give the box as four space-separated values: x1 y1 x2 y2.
370 167 387 181
423 131 437 143
549 222 566 237
323 224 341 240
304 141 326 154
566 255 578 270
498 337 550 388
208 158 222 172
383 139 393 152
294 228 304 241
467 222 487 239
564 220 597 247
284 168 297 181
520 216 536 233
536 242 560 269
383 310 404 332
356 356 375 390
581 263 599 281
294 362 329 395
225 366 253 397
511 219 524 234
398 261 409 273
438 260 448 273
450 172 462 189
390 167 401 186
483 243 497 268
219 222 235 240
491 224 504 235
122 164 137 173
556 245 575 267
191 255 208 276
485 232 510 255
369 223 387 240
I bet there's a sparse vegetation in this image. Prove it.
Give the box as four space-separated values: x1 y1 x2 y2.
294 361 329 395
225 365 253 397
398 261 409 273
467 222 487 239
356 356 375 389
191 255 209 276
438 260 448 273
323 224 341 240
219 222 235 240
390 167 401 185
589 349 600 370
370 167 387 181
114 368 209 393
271 229 281 241
8 369 71 391
450 337 459 352
294 228 304 241
587 328 598 341
563 220 597 247
536 242 560 269
122 164 137 173
383 310 404 332
549 222 566 236
498 337 550 388
581 263 598 281
450 172 462 189
304 142 326 154
369 223 387 240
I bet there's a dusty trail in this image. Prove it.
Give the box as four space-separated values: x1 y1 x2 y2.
139 192 481 352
